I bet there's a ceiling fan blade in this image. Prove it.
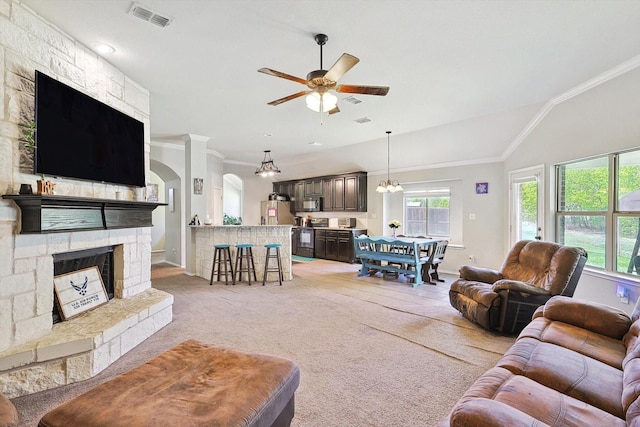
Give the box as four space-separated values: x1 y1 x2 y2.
335 84 390 96
327 106 340 115
324 53 359 82
267 90 310 106
258 68 308 85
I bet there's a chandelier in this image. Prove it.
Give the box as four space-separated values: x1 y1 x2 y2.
376 131 403 193
255 150 281 177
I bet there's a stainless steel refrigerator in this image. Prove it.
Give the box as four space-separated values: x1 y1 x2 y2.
260 201 296 225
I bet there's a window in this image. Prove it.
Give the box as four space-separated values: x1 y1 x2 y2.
556 150 640 275
404 189 450 237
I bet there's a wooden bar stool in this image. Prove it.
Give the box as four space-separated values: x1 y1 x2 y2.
210 244 235 285
263 243 284 286
234 243 257 285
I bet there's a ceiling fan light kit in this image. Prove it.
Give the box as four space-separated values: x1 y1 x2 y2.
255 150 281 177
258 33 389 118
376 131 403 193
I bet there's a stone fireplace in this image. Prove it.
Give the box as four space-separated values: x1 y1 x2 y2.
52 246 115 323
0 207 173 398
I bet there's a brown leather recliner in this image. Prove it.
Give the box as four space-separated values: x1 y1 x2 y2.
449 240 587 334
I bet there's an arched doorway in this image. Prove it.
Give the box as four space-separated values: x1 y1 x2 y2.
150 159 183 267
223 174 243 224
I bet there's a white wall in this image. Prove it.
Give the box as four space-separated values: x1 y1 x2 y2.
504 67 640 313
149 170 165 251
367 161 505 276
223 163 273 226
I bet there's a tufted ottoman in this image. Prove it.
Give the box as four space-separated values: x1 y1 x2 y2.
38 340 300 427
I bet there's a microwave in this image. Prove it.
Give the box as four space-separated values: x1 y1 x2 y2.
303 197 322 212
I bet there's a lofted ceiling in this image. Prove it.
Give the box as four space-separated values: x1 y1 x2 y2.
20 0 640 180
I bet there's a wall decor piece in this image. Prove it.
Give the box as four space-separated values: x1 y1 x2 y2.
194 178 203 195
168 187 175 212
53 266 108 320
147 183 159 202
475 182 488 194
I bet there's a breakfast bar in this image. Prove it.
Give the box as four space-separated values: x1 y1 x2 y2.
190 225 293 282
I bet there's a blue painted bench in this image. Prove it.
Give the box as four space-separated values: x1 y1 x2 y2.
353 236 428 287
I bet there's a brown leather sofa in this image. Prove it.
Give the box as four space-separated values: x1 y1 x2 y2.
445 295 640 426
0 392 18 427
449 240 587 334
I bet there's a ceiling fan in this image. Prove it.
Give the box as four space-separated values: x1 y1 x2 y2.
258 33 389 116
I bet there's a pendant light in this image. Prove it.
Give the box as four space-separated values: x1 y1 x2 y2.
376 131 403 193
255 150 281 177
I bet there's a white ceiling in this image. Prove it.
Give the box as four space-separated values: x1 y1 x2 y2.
20 0 640 179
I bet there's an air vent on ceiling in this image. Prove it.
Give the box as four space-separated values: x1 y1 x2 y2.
354 117 371 124
128 2 172 27
344 96 363 105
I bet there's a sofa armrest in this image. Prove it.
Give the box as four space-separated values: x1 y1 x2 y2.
541 295 632 339
459 265 503 283
0 392 18 427
492 280 551 296
449 398 547 427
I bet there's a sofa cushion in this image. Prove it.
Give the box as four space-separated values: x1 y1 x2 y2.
449 280 500 308
449 367 625 427
496 337 624 418
500 240 585 295
542 296 631 339
519 317 627 369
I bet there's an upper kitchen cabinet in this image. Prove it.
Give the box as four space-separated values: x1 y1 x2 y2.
344 173 367 212
304 179 323 197
274 171 367 212
294 181 305 211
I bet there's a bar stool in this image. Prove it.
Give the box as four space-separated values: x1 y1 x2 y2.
234 243 257 285
210 244 235 285
263 243 284 286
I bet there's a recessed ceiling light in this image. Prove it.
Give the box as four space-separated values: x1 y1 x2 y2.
354 117 371 124
263 133 272 137
309 141 322 146
92 42 115 54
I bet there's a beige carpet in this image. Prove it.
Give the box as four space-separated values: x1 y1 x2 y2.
12 260 515 427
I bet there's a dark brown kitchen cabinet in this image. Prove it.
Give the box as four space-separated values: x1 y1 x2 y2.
294 182 305 211
332 177 345 211
315 229 367 263
337 231 354 263
325 231 339 260
314 229 326 259
322 179 333 211
304 179 322 197
274 171 367 213
344 174 367 212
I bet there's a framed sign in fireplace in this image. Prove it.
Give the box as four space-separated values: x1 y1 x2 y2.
2 194 166 234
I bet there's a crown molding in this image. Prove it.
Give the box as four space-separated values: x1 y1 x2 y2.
502 54 640 161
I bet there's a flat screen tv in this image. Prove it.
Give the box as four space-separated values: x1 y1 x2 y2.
34 70 145 187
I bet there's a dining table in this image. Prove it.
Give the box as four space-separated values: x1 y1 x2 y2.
354 235 445 285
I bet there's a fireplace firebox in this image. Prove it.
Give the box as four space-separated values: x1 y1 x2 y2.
52 246 114 323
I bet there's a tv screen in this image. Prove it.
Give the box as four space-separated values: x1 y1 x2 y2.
34 70 145 187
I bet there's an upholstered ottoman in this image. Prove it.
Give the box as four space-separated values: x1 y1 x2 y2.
38 340 300 427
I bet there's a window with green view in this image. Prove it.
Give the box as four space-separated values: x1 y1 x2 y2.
556 150 640 275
